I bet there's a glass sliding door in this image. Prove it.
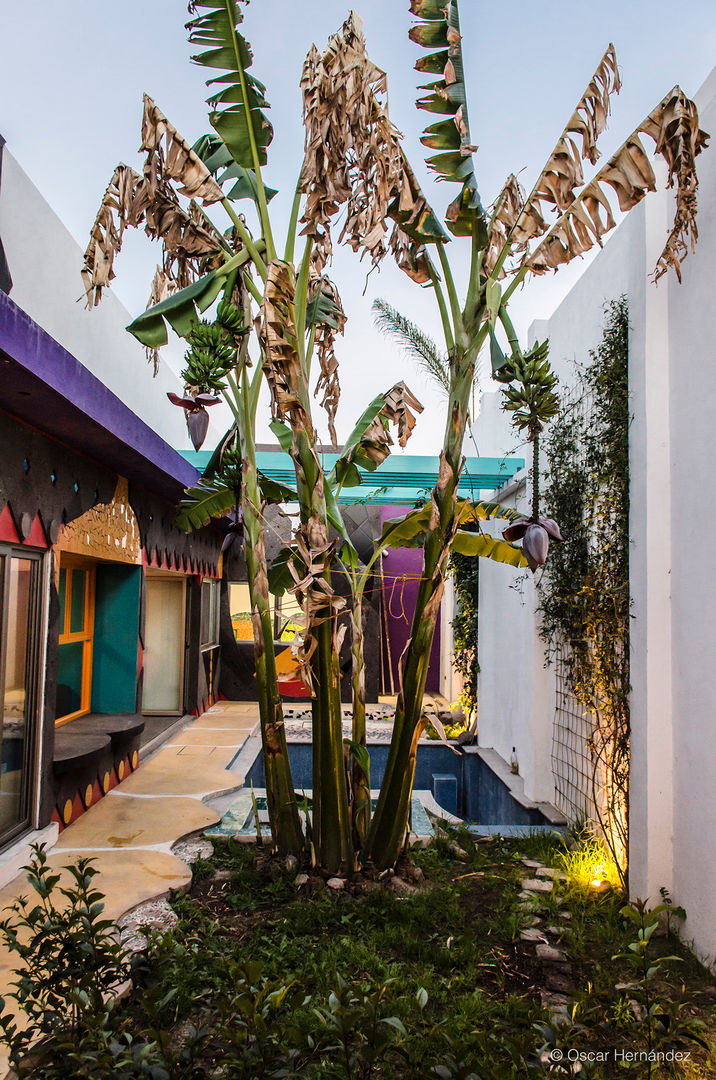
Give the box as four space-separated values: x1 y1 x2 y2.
143 575 186 714
0 547 42 843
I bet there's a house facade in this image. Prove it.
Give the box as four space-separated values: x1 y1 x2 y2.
0 143 227 864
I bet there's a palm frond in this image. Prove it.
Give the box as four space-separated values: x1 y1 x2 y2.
372 298 450 393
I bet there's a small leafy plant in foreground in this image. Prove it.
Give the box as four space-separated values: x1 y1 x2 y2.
612 898 710 1078
0 844 166 1079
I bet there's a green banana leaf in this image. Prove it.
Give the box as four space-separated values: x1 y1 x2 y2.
267 546 294 596
201 423 238 481
259 475 299 504
409 0 485 237
455 498 524 525
187 0 273 170
377 498 526 551
269 419 293 453
193 133 277 204
176 479 236 532
268 422 358 558
306 282 343 331
451 531 528 568
327 393 386 489
377 503 432 550
176 471 297 533
127 244 263 346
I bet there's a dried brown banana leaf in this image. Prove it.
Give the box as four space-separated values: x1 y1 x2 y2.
360 380 424 466
143 267 180 373
300 12 444 279
529 86 709 282
309 272 346 449
512 44 621 248
483 174 527 278
141 94 224 205
81 164 143 306
259 260 312 430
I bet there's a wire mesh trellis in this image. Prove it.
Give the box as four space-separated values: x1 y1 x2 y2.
552 645 603 825
539 298 631 888
548 381 599 825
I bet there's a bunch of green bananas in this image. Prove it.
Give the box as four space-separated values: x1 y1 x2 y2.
494 340 559 439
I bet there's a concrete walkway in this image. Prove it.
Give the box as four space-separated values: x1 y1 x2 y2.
0 700 259 1066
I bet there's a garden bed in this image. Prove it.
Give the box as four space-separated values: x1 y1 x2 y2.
124 829 715 1078
2 829 714 1079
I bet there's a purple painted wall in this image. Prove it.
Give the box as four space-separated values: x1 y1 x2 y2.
380 506 441 694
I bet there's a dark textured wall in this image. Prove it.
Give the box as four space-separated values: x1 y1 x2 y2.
0 410 117 542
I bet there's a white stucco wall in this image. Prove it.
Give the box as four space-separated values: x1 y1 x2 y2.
0 148 220 452
474 67 716 965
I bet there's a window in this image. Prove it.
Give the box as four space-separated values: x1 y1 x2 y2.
0 546 43 843
56 558 95 724
200 579 220 650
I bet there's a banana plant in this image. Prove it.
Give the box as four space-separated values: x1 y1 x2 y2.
82 0 708 875
348 1 706 868
80 44 307 854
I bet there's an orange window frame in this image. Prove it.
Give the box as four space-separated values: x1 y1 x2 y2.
56 558 96 726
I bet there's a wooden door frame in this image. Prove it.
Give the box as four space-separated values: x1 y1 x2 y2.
55 555 96 726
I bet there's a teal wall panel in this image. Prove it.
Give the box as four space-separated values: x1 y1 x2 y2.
91 564 141 713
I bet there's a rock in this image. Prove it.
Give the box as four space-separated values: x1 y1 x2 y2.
558 911 572 920
519 892 545 907
536 944 568 963
544 969 574 993
118 898 178 953
409 866 425 884
173 837 214 864
448 841 468 861
391 877 418 897
540 991 570 1009
535 867 568 881
522 878 553 893
210 868 232 882
615 982 639 991
521 858 545 869
524 915 542 927
520 928 548 943
352 878 379 895
295 873 309 888
545 926 564 937
327 877 345 890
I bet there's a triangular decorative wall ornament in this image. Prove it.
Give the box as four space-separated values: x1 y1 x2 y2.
54 477 142 566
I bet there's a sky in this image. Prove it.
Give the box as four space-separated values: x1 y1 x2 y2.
2 0 716 453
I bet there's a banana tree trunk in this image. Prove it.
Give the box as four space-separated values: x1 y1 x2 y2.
350 594 370 849
291 427 353 874
366 360 474 868
241 444 304 857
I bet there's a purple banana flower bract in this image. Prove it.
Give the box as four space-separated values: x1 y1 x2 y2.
502 516 567 572
167 391 221 451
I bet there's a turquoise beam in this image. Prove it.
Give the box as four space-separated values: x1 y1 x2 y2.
181 450 524 507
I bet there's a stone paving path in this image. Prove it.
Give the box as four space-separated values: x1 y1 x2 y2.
0 700 259 1074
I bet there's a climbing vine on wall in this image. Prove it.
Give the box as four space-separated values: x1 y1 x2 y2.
538 297 631 887
449 551 479 721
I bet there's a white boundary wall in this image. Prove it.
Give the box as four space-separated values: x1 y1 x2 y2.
474 67 716 966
